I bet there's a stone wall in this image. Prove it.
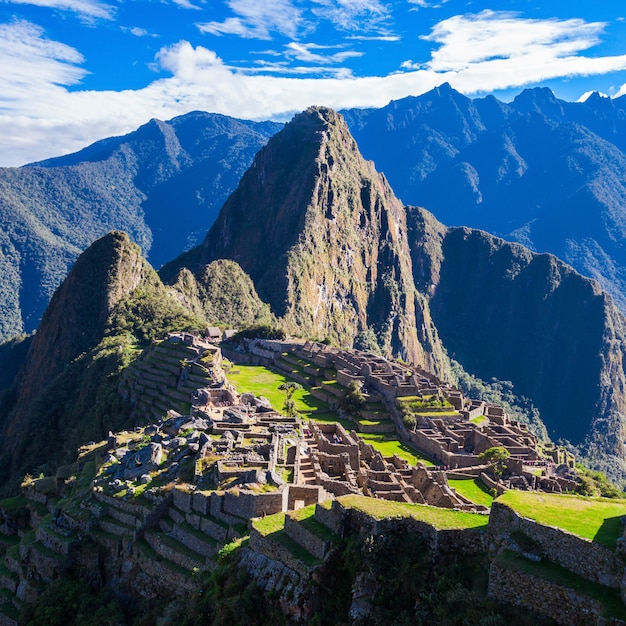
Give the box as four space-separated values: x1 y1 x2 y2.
93 489 151 520
134 543 197 596
284 515 330 561
172 488 193 513
336 370 365 388
287 485 323 510
489 502 624 588
248 527 311 578
488 560 608 626
314 502 345 536
435 527 488 554
223 489 288 519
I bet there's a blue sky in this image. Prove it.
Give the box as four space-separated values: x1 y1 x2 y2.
1 0 626 166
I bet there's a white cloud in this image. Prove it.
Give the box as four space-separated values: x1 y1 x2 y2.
4 12 626 166
408 0 448 9
284 42 362 65
171 0 202 10
0 20 87 95
122 26 159 38
612 83 626 98
422 10 606 73
348 34 400 41
311 0 391 33
3 0 115 21
196 0 304 40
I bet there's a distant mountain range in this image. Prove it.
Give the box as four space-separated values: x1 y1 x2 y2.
0 113 280 341
342 83 626 312
5 86 626 343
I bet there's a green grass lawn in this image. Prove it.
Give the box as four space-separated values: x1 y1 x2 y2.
339 494 489 530
227 363 329 418
469 415 487 425
448 478 494 507
359 433 435 467
497 491 626 548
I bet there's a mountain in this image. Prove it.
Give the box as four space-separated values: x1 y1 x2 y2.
408 208 626 472
341 84 626 313
164 107 626 478
0 231 205 489
0 112 281 342
162 106 448 375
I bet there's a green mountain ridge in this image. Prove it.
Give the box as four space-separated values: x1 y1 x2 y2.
0 112 281 342
0 231 206 490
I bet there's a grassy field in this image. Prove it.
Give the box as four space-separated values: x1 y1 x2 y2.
359 433 435 467
339 494 489 530
448 478 494 507
227 364 329 419
497 491 626 547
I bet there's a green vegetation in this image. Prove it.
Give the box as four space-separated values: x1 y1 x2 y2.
251 512 321 567
338 495 489 530
278 381 303 417
339 380 366 417
227 363 330 420
576 465 625 498
497 491 626 547
478 446 510 478
448 478 494 508
251 512 285 536
176 260 275 329
289 505 338 543
19 576 127 625
359 432 435 467
352 327 382 355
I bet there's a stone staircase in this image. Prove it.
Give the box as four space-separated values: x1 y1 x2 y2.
298 434 318 485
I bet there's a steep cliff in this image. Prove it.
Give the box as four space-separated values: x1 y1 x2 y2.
342 84 626 314
163 107 448 374
407 207 626 475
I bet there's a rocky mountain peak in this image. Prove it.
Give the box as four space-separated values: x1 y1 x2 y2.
14 231 150 398
163 107 447 372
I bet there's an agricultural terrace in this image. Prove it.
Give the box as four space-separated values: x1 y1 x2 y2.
338 495 489 530
497 491 626 548
226 362 434 468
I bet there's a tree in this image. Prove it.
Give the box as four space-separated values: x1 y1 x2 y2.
402 413 417 431
340 381 366 417
478 446 510 479
278 382 302 417
353 328 381 355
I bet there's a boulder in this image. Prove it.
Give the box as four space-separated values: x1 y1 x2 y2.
123 443 163 480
